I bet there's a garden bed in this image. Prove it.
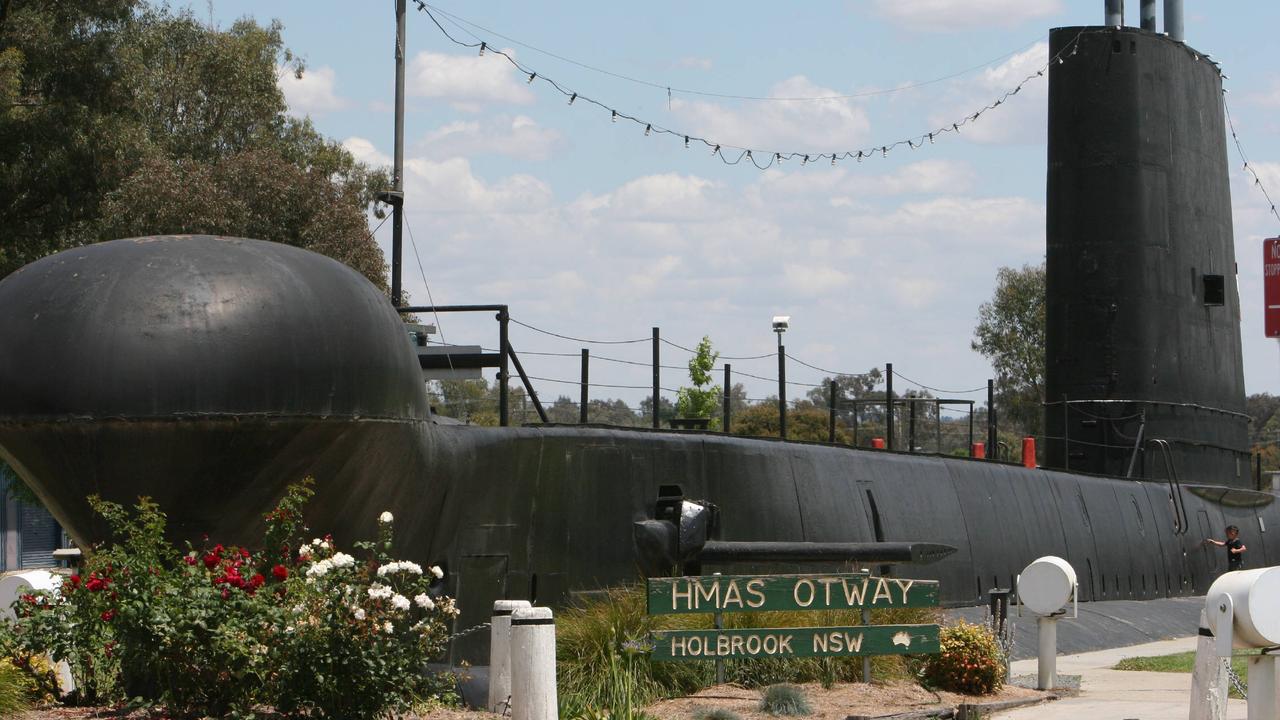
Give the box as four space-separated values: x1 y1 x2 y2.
16 708 503 720
643 680 1052 719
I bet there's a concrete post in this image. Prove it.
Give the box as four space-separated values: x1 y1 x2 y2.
1246 653 1277 720
1037 616 1058 690
1189 609 1228 720
511 606 557 720
488 599 531 714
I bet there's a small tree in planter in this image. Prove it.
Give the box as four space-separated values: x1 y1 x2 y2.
673 336 721 430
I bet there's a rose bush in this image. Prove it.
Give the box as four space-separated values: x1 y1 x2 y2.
0 479 459 719
920 620 1005 695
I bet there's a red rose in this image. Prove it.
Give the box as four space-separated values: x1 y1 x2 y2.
203 553 219 570
249 574 265 591
184 555 196 566
271 564 288 581
69 574 81 586
239 548 250 559
85 575 107 592
100 609 115 622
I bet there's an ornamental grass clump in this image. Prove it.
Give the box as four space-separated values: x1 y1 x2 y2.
920 620 1005 695
759 683 811 716
0 479 459 719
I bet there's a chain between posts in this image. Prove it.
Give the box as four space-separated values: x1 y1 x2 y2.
450 620 492 640
1226 662 1248 700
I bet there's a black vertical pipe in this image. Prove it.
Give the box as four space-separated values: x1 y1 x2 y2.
390 0 406 307
986 379 996 458
885 363 894 451
778 345 787 439
908 395 917 453
828 379 837 443
1256 452 1263 491
723 364 732 434
652 327 660 429
579 349 589 424
498 308 509 426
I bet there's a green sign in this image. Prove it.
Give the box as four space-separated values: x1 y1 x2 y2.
650 624 940 661
646 573 939 615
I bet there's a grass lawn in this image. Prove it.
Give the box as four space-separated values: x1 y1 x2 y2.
1113 650 1259 699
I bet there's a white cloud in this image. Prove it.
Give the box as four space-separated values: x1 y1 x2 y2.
278 65 346 116
874 0 1062 31
673 56 714 71
930 42 1049 146
402 157 553 214
342 137 391 168
407 50 535 110
417 115 563 161
671 76 871 151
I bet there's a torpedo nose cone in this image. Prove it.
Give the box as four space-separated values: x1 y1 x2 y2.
0 236 430 545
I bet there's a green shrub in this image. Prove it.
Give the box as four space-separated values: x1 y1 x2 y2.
557 586 711 716
0 659 31 716
759 683 811 715
1 480 458 719
921 620 1004 695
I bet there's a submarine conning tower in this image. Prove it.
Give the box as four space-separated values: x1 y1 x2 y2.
1044 1 1251 486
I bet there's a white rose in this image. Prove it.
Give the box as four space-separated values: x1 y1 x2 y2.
429 565 444 579
379 511 394 524
383 622 395 634
414 593 434 611
391 594 410 611
353 607 366 620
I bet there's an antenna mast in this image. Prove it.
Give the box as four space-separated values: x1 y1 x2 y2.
390 0 406 306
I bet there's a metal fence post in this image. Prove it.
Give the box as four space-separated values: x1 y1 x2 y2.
723 364 732 434
909 394 917 453
652 327 660 429
828 379 837 443
778 344 787 439
498 308 509 427
579 349 589 424
986 379 996 459
886 363 895 451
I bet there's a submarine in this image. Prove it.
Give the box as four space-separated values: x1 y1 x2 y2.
0 1 1276 665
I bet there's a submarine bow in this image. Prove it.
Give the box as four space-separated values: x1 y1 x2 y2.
0 235 436 547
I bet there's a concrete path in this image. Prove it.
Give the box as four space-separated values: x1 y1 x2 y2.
992 636 1247 719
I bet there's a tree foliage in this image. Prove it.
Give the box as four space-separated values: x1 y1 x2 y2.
972 263 1046 438
675 336 721 421
0 2 388 287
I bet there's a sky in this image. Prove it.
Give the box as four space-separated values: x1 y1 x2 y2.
196 0 1280 412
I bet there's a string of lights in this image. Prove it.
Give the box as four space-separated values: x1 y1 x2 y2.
1223 93 1280 227
414 1 1087 170
659 337 775 361
424 3 1043 103
509 317 650 344
890 371 987 395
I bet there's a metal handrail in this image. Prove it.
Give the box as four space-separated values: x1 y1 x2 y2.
1149 439 1190 535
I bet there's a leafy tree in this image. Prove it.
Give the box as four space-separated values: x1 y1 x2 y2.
730 400 852 444
972 263 1046 439
638 395 676 427
0 2 388 287
675 336 721 422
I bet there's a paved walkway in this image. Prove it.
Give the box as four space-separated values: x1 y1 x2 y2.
992 636 1248 719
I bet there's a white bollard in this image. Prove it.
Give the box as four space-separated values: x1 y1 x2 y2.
488 599 531 714
1189 609 1228 720
510 606 557 720
1246 652 1277 720
1037 616 1058 691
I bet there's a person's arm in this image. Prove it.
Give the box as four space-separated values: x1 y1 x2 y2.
1232 543 1246 554
1205 538 1224 546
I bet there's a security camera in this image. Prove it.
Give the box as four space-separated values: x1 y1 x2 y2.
772 316 790 332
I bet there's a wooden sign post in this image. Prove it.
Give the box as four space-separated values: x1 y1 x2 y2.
646 572 941 667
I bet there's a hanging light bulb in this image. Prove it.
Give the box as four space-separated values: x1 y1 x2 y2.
684 136 690 148
801 155 809 166
567 93 576 105
611 110 617 123
644 124 652 136
908 140 916 150
856 150 863 163
881 146 888 158
831 154 836 166
1057 56 1064 65
775 152 782 164
479 42 486 57
711 144 720 156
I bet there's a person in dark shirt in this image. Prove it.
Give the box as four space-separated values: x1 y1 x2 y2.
1205 525 1246 571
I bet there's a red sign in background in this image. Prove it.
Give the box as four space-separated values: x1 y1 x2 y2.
1266 238 1280 338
